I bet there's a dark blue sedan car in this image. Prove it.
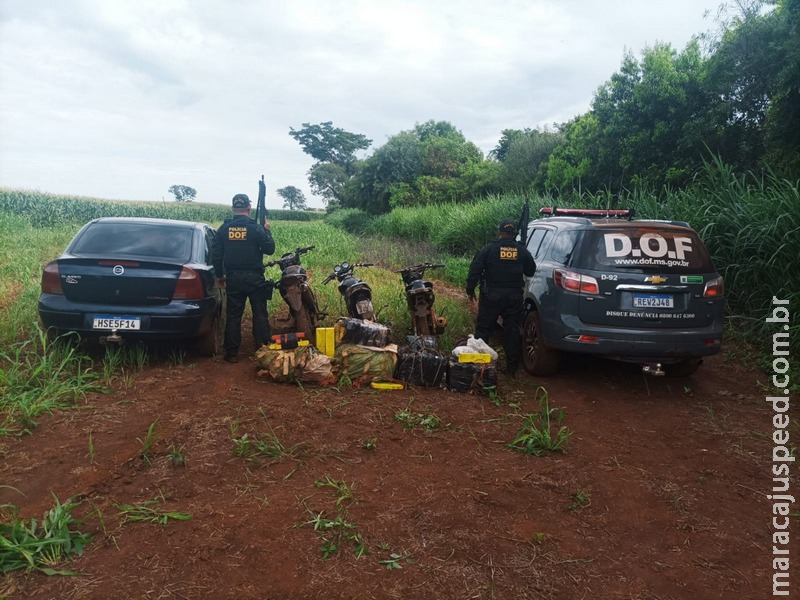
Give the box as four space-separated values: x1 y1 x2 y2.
39 217 224 355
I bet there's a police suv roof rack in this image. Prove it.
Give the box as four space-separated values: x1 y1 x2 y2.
539 207 635 220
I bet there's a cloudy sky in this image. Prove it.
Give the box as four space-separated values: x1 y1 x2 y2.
0 0 723 209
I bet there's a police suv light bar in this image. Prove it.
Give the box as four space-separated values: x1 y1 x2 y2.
538 207 634 220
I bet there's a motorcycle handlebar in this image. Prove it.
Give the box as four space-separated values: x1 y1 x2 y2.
265 245 315 267
323 261 373 283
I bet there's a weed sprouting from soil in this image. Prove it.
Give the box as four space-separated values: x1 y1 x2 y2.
115 493 192 526
167 445 186 467
507 386 571 456
299 477 369 560
230 420 301 461
394 400 446 431
568 489 592 511
0 493 91 575
136 419 160 465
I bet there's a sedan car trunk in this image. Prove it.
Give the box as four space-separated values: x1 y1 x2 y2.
55 258 183 306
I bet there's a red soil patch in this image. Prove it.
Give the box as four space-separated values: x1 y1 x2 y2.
0 333 789 599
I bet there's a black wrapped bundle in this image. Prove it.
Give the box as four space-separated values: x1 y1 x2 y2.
447 357 497 396
394 347 448 388
334 317 390 348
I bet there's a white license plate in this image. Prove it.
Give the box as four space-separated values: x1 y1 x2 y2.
356 300 373 315
633 294 673 308
92 315 141 330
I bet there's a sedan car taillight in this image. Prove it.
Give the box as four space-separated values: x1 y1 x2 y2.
41 262 63 294
554 269 599 294
173 266 205 300
703 275 724 298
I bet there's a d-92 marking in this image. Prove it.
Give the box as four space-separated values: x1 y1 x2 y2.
600 274 618 281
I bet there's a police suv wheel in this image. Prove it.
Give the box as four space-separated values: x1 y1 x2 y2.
522 311 560 376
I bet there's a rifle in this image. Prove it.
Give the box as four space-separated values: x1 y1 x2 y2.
517 197 531 246
255 175 268 228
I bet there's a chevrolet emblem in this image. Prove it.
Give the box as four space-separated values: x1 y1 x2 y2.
644 276 667 284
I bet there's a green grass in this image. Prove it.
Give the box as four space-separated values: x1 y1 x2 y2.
0 212 78 346
300 477 369 560
507 387 571 456
0 331 103 436
136 419 160 465
0 494 91 575
115 494 192 526
394 405 445 431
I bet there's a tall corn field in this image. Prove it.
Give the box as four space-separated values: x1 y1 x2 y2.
0 188 323 228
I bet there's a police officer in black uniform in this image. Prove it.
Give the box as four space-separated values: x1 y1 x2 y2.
466 219 536 377
211 193 276 363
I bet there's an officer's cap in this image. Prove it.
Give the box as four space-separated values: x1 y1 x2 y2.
498 220 517 235
232 194 251 208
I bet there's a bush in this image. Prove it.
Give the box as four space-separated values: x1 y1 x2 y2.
324 208 376 235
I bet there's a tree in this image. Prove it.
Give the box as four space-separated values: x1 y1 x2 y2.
701 0 796 174
289 122 372 175
308 162 350 207
569 41 712 194
289 122 372 206
499 128 563 193
168 185 197 202
489 129 528 162
543 114 600 195
276 186 308 210
765 0 800 174
342 120 486 213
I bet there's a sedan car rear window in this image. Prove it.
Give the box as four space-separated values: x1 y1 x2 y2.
69 223 193 262
577 228 714 273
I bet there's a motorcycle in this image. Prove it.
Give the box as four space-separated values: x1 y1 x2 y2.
266 245 322 343
322 262 376 321
396 263 447 337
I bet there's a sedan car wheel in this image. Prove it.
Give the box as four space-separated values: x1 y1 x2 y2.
196 313 221 357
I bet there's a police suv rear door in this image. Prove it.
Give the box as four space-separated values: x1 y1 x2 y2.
575 223 723 329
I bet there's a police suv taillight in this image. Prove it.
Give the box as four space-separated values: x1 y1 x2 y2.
703 275 724 298
173 267 205 300
41 262 63 295
554 269 599 294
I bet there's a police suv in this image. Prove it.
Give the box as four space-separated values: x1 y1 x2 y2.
521 208 724 377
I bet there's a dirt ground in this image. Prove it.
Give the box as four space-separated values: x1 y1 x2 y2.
0 321 791 600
